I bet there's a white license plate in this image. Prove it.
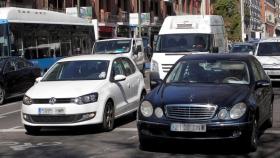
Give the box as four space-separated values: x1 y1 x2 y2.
38 107 65 115
170 123 206 132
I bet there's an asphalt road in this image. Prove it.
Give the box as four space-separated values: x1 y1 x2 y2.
1 86 280 158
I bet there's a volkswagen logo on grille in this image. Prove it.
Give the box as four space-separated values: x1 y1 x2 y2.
49 97 56 104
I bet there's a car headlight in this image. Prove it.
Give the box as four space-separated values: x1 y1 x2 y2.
230 103 247 119
23 95 32 105
140 101 153 117
217 108 229 120
72 93 98 105
155 107 163 118
151 60 159 72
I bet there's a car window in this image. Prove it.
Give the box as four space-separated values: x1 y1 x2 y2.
43 60 109 81
4 60 16 73
254 59 268 80
112 59 125 78
250 60 261 81
122 58 136 76
166 60 250 85
257 42 280 56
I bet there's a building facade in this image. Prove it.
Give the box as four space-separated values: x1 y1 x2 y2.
0 0 211 39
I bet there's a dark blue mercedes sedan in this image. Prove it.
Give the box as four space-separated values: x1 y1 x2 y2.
137 54 273 151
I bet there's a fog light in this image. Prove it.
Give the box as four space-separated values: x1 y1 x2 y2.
23 114 27 119
89 112 96 118
155 107 163 118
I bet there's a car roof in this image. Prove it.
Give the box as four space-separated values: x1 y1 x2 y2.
179 53 254 62
58 54 128 62
232 42 254 46
96 38 142 42
259 37 280 43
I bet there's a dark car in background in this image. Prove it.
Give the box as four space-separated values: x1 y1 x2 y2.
230 43 255 54
0 57 40 104
137 54 273 152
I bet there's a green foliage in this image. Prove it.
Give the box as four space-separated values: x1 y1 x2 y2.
212 0 241 41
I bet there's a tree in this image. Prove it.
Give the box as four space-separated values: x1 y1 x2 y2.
212 0 241 41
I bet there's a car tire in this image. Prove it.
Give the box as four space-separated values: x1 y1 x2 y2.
139 133 154 150
242 117 259 152
102 101 115 132
24 125 41 135
0 86 5 105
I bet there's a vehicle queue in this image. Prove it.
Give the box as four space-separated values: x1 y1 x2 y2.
0 8 276 153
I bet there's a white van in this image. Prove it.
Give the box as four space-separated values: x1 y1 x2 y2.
254 37 280 81
92 38 146 72
151 15 227 80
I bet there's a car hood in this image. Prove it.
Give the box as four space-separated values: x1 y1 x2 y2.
26 80 107 98
158 83 250 107
256 56 280 68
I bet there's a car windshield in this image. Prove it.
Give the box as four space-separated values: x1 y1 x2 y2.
94 40 131 54
42 60 109 81
166 60 250 85
155 34 211 52
230 44 254 53
257 42 280 56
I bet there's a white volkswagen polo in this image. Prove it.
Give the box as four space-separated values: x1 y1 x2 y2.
21 54 146 134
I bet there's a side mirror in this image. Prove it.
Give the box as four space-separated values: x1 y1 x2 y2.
35 77 43 84
150 79 163 89
212 47 219 53
249 51 253 55
256 80 270 88
114 75 126 82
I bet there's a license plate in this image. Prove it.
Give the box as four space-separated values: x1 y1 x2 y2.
170 123 206 132
38 107 65 115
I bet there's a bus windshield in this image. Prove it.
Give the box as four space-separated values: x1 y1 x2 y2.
94 40 131 54
0 23 9 56
155 34 211 53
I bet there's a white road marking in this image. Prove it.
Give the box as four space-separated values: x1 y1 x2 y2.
0 102 21 109
0 109 21 117
0 129 25 132
127 136 137 140
0 116 6 119
9 126 22 129
113 128 137 132
266 129 280 134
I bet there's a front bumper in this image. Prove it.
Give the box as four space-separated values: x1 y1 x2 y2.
137 120 252 140
21 102 104 126
264 69 280 81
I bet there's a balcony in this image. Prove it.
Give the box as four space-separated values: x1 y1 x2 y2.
100 10 128 24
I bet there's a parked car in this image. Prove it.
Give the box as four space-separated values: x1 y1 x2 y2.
230 43 255 54
254 37 280 81
0 56 40 104
22 54 146 134
92 38 146 73
137 54 273 151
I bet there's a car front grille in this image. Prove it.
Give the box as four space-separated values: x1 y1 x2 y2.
26 114 84 124
165 104 217 120
32 98 73 104
161 64 173 73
